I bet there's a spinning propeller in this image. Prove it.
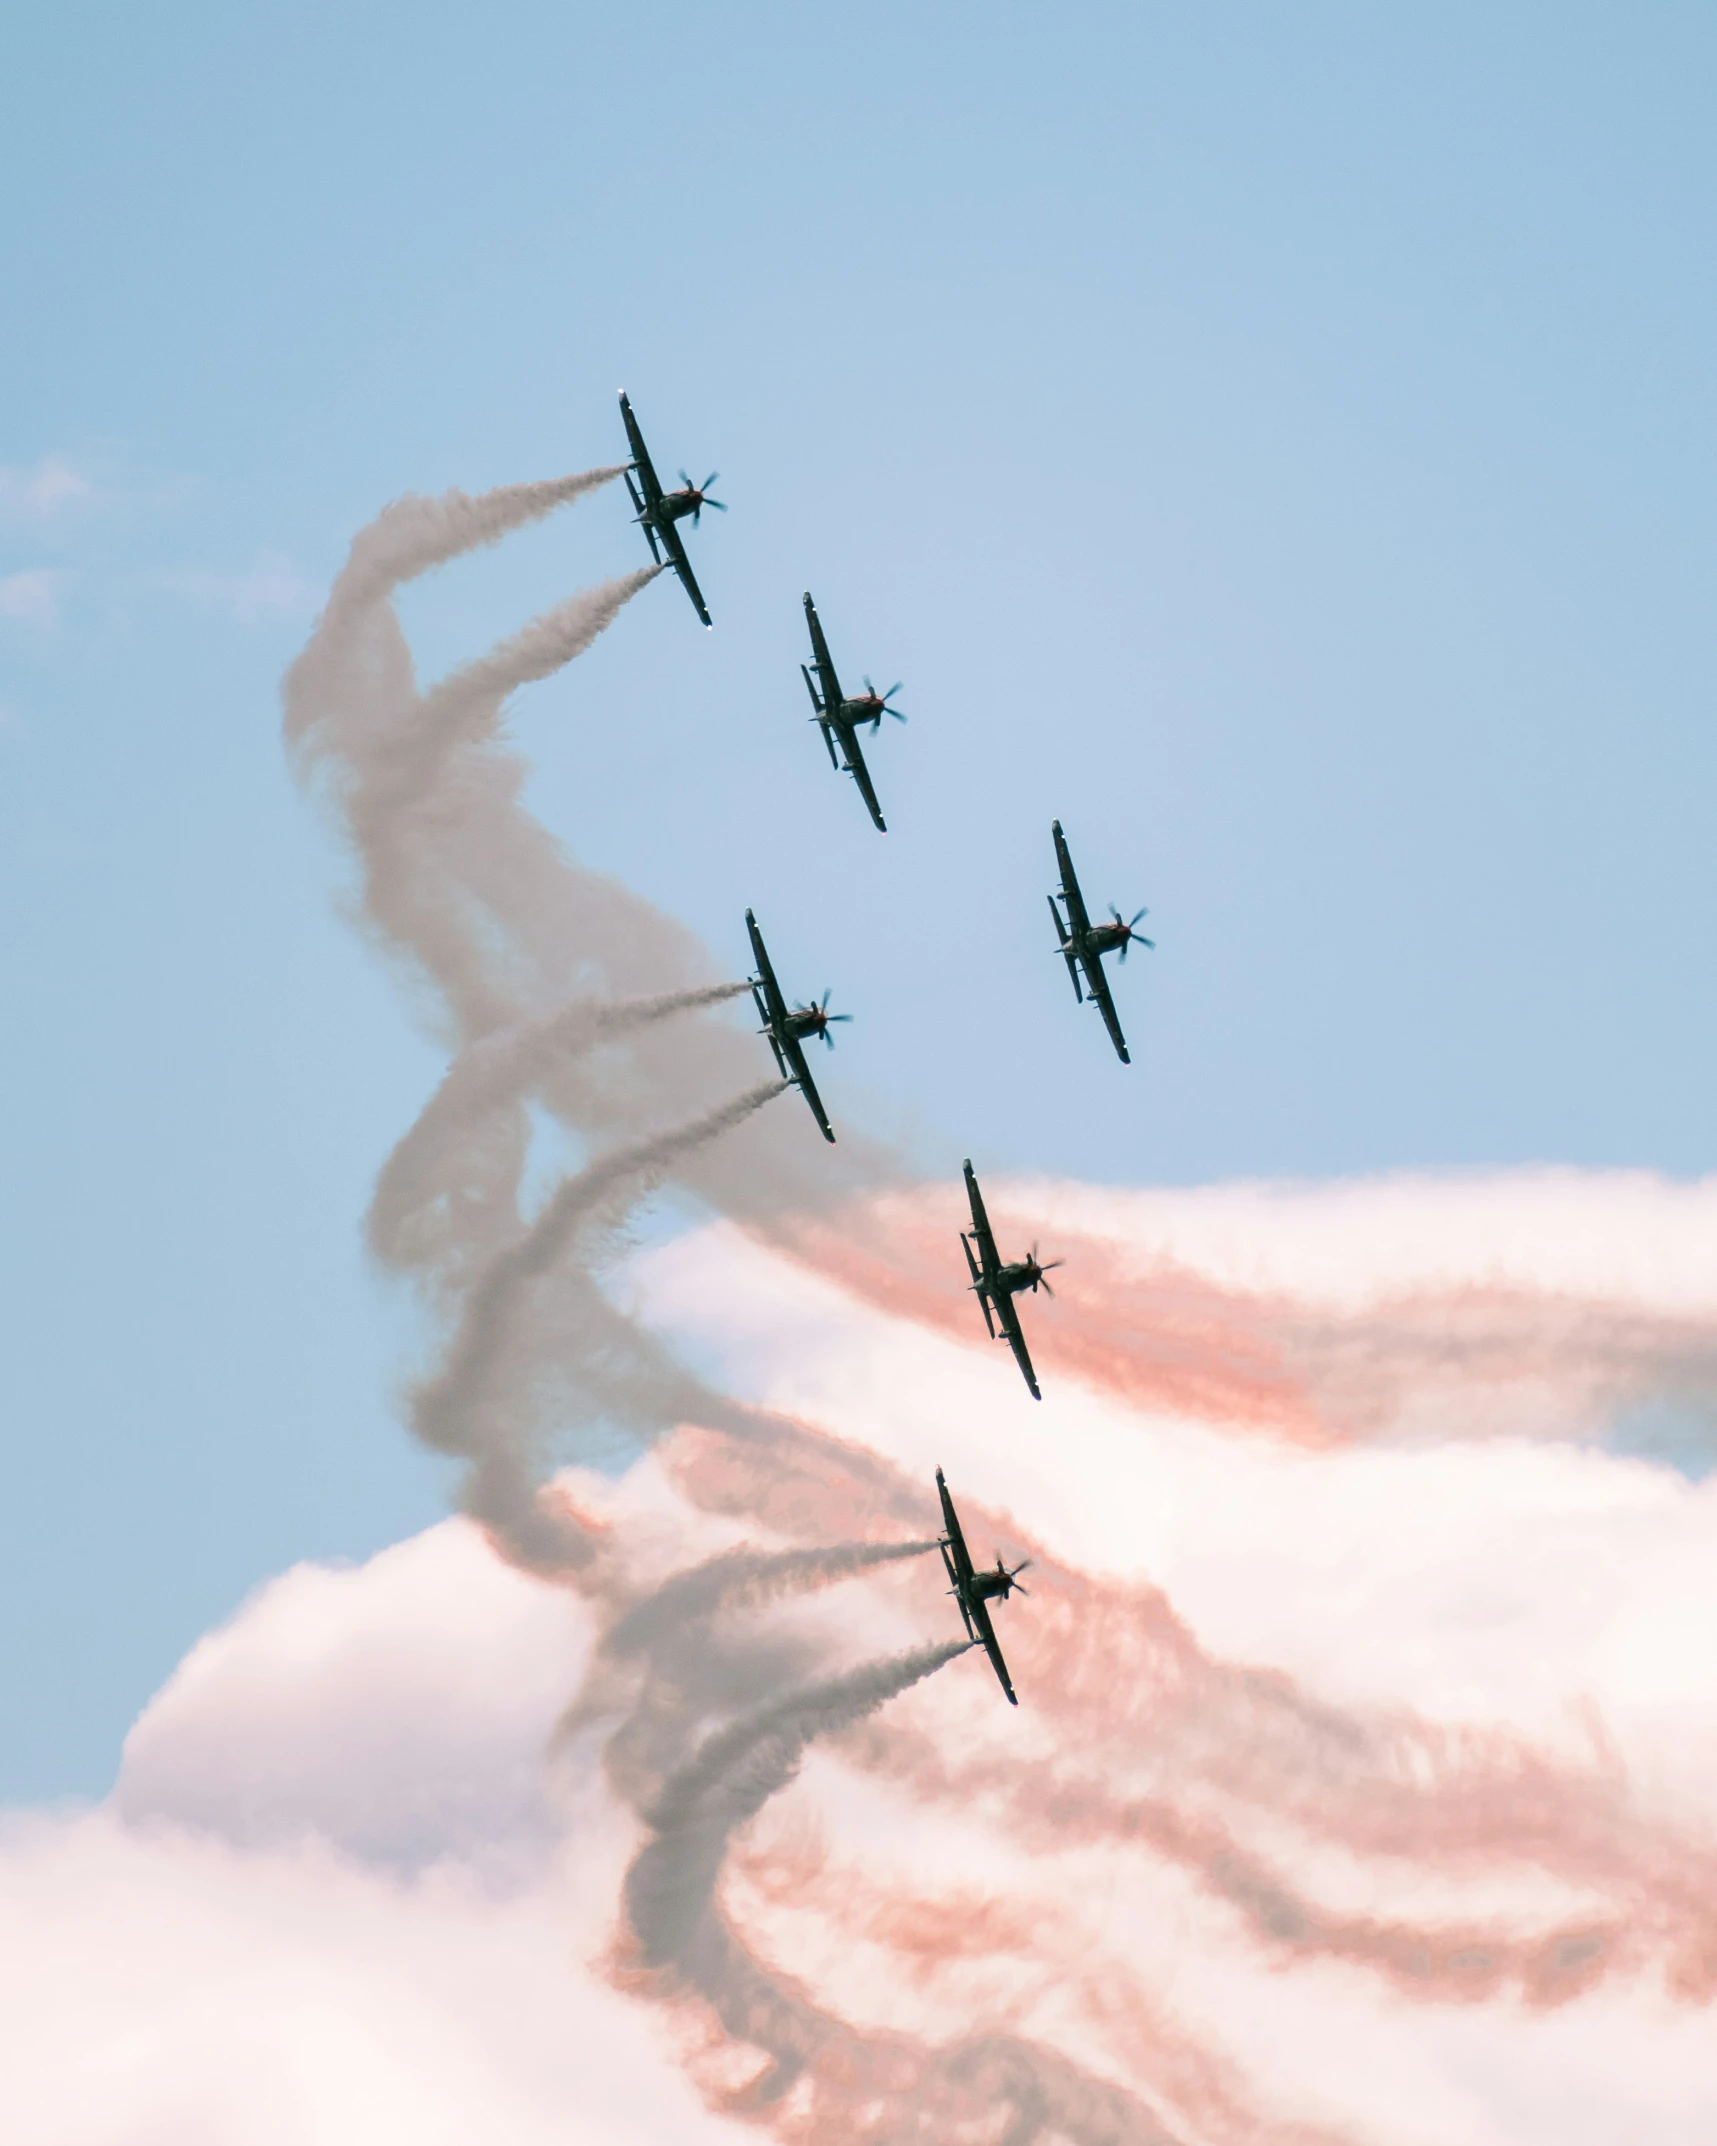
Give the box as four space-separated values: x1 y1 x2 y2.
993 1554 1032 1597
1110 904 1154 960
804 990 852 1049
1025 1244 1063 1296
677 470 727 523
862 676 907 725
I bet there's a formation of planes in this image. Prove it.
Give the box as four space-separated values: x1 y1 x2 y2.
616 392 1150 1706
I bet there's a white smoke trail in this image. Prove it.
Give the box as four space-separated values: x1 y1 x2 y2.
381 567 664 801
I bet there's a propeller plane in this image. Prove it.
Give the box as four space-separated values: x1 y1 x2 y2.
746 909 851 1144
618 392 725 627
936 1467 1030 1705
959 1159 1061 1401
1048 819 1152 1065
800 592 904 833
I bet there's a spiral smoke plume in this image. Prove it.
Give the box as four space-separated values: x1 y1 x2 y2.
275 468 1717 2146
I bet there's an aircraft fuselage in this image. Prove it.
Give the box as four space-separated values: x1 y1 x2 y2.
784 1005 833 1044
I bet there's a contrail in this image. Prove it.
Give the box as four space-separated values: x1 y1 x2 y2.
368 980 751 1274
624 1641 969 1970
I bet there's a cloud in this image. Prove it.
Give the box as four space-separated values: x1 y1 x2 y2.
0 569 68 628
159 549 324 624
0 455 93 520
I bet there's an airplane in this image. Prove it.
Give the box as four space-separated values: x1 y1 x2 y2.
618 392 724 627
746 908 851 1144
1047 819 1152 1066
936 1467 1030 1705
959 1159 1060 1401
800 592 904 833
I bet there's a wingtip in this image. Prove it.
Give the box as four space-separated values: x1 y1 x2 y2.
1007 1690 1020 1706
822 1127 837 1144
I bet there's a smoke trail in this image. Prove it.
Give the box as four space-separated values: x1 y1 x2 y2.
624 1641 969 1970
608 1539 940 1656
318 469 626 617
382 567 664 801
369 980 750 1276
410 1082 784 1566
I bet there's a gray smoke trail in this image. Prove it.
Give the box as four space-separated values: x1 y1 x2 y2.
368 980 750 1277
624 1641 969 1970
608 1539 941 1656
409 1082 783 1565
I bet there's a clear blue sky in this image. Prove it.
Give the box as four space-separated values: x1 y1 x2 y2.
3 1 1713 1800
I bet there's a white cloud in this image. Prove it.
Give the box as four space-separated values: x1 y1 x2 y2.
0 569 68 628
0 455 93 520
6 1173 1717 2144
159 550 322 624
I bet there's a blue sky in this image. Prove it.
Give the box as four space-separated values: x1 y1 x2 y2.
3 2 1714 1799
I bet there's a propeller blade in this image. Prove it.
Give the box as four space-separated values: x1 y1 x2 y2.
826 1013 852 1023
883 683 904 702
819 1030 835 1050
820 990 832 1011
678 469 692 488
888 705 907 722
702 473 719 491
703 498 727 511
1129 908 1149 928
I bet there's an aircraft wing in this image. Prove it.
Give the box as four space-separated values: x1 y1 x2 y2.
966 1589 1019 1705
745 910 835 1143
1051 820 1093 936
801 593 844 707
1079 946 1131 1065
837 720 888 833
992 1287 1042 1401
746 910 789 1031
618 393 663 508
656 513 711 627
961 1160 1001 1278
936 1467 977 1591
